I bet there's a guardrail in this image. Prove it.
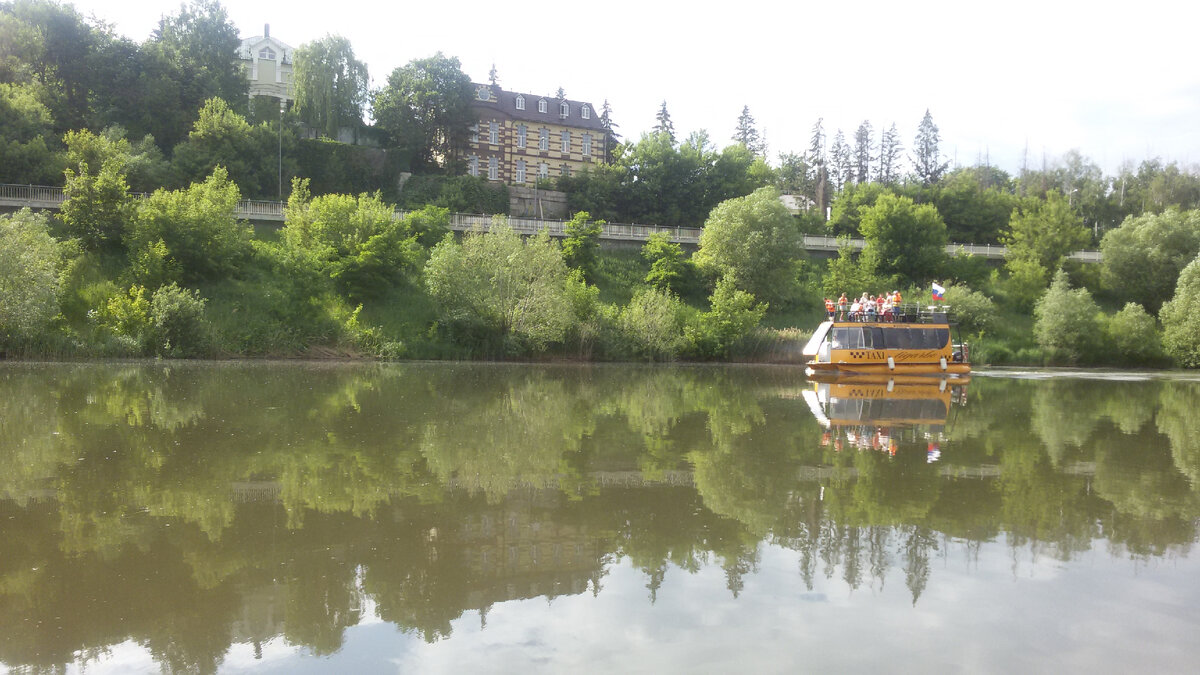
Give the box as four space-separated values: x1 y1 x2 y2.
0 182 1102 259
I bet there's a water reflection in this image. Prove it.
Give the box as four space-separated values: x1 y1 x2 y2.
1 363 1199 671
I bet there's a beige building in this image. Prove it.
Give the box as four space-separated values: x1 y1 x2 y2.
238 24 294 107
464 84 609 186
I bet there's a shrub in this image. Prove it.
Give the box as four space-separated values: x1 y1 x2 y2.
1104 303 1163 365
942 284 998 335
561 211 604 280
685 276 767 359
1160 255 1200 367
0 209 62 348
618 288 686 361
150 283 210 357
94 285 152 351
1033 268 1100 363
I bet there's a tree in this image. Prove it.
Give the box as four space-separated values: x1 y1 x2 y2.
693 187 804 307
424 221 573 352
127 167 251 284
912 109 948 185
600 98 620 161
807 118 828 212
852 120 873 185
1104 303 1163 365
59 156 134 252
642 232 692 293
686 276 767 359
1003 190 1089 272
0 82 60 183
858 192 947 286
372 52 473 170
652 100 675 144
933 166 1017 244
876 123 903 186
1100 209 1200 314
1034 268 1100 363
732 105 763 156
561 211 605 280
1160 255 1200 367
828 129 851 192
3 0 94 132
143 0 247 148
294 35 369 140
171 97 296 199
0 208 61 348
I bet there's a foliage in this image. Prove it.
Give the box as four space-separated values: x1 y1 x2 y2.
1001 257 1049 308
561 211 604 280
942 284 997 335
685 276 767 359
0 81 60 183
397 174 508 214
127 167 251 283
64 127 170 193
1160 255 1200 367
372 52 473 170
93 284 152 350
1100 209 1200 314
149 282 209 357
293 35 369 139
1033 268 1100 363
694 187 804 307
295 139 396 197
0 208 62 346
618 287 686 361
424 222 573 353
912 109 948 185
400 204 451 248
934 166 1017 244
821 241 877 299
858 192 947 286
171 97 297 199
642 232 693 294
282 179 422 301
828 182 892 237
1104 303 1163 365
59 156 134 252
732 105 763 156
1003 191 1089 272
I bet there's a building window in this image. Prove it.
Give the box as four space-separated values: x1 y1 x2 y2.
515 95 525 110
488 156 498 181
488 121 498 145
560 130 570 153
538 98 547 113
582 104 591 119
259 47 276 60
516 159 526 183
469 123 479 144
539 128 549 151
560 164 570 177
468 155 479 177
539 162 548 179
582 133 591 156
517 125 527 149
560 101 569 117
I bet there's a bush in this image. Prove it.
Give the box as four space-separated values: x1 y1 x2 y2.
1033 268 1100 363
1104 303 1163 365
1160 255 1200 367
561 211 604 280
618 288 687 361
942 284 998 335
685 276 767 359
93 285 152 352
150 283 209 357
0 209 62 348
398 174 508 214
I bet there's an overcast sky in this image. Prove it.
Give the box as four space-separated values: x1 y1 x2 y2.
67 0 1200 176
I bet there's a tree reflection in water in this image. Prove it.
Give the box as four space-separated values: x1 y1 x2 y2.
0 363 1198 671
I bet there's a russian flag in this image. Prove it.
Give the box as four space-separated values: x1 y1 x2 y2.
931 282 945 301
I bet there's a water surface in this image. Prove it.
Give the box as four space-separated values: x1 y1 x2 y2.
1 362 1198 672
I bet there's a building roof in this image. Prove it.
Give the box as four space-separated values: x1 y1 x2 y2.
470 83 606 131
238 26 293 64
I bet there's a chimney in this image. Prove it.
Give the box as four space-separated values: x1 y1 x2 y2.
264 23 270 37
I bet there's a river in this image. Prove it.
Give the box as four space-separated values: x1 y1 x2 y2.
1 362 1199 672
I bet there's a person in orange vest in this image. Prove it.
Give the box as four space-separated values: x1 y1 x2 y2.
824 297 835 319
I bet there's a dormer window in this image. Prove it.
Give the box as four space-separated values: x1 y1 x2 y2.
515 95 525 110
259 46 276 60
538 98 547 113
582 104 591 119
560 102 569 117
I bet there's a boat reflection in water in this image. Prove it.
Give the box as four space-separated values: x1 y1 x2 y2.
802 373 969 462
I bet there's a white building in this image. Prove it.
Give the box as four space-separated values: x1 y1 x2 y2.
238 24 294 107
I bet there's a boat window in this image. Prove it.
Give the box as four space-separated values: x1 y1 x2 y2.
935 328 949 348
884 328 911 349
831 327 864 349
865 327 885 349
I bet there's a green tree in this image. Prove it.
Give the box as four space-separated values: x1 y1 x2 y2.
618 287 685 361
686 276 767 359
424 221 573 352
852 120 873 185
858 193 947 286
1003 191 1089 272
693 187 805 307
171 97 295 199
821 240 877 299
372 52 473 170
150 282 209 357
1160 255 1200 367
642 232 691 293
561 211 604 280
293 35 369 140
652 100 675 144
0 208 61 347
0 82 60 183
911 109 948 186
934 166 1017 244
283 179 421 301
1100 209 1200 314
732 105 763 156
1104 303 1163 365
875 123 903 186
142 0 247 148
59 157 134 252
941 283 997 335
1034 268 1100 363
127 167 251 283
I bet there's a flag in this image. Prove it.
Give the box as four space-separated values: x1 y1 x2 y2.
931 282 945 301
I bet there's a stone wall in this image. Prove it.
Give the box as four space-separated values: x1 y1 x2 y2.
509 185 569 220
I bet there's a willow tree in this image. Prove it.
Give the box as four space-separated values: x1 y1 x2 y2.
293 35 369 139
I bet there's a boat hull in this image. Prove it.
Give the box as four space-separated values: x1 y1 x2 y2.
805 361 971 377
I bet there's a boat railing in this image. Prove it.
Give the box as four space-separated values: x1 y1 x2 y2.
830 303 956 324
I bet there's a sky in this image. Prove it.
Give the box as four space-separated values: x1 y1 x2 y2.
64 0 1200 176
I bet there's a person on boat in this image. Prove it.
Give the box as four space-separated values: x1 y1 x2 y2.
881 297 894 322
837 293 848 319
849 298 862 322
865 295 876 322
824 297 835 319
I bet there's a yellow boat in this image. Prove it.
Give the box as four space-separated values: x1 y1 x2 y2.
802 306 970 377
